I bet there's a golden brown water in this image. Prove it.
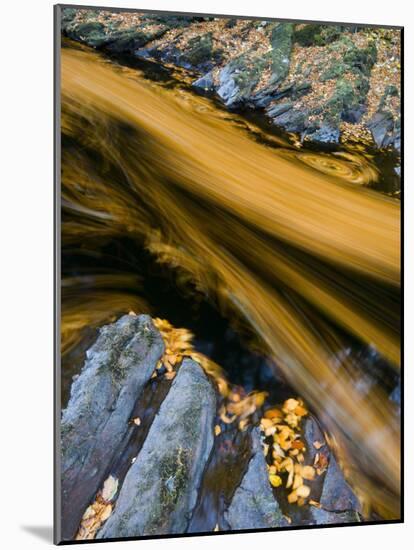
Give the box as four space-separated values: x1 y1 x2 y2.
60 43 401 519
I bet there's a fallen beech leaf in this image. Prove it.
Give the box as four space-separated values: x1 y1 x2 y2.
283 398 299 412
296 484 311 498
132 417 141 426
288 490 298 503
101 475 118 502
268 465 277 475
294 405 308 417
217 378 229 397
83 505 95 520
280 438 292 451
229 392 241 402
313 440 324 450
260 418 274 429
309 499 321 508
272 442 285 458
285 412 299 428
286 467 294 489
301 465 316 480
269 474 282 487
264 408 283 420
100 504 112 522
314 452 329 474
238 418 249 431
253 391 269 408
214 425 221 436
165 353 178 366
165 371 176 380
293 474 303 490
219 408 236 424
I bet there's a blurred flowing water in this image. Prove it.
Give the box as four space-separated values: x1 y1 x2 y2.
60 40 401 519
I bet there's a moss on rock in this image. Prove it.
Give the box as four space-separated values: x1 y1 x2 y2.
294 24 342 47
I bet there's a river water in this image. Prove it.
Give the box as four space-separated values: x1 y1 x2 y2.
60 40 401 519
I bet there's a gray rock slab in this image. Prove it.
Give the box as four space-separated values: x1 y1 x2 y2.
97 358 217 538
61 314 164 540
224 428 285 530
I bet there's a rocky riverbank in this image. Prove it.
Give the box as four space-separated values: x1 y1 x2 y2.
60 7 401 152
60 314 362 541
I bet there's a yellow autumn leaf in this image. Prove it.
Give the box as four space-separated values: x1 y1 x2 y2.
296 484 311 498
287 490 298 504
269 474 282 487
101 475 119 502
301 465 316 480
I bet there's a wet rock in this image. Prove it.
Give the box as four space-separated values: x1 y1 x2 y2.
303 415 326 464
305 124 341 145
271 108 307 134
389 117 401 152
320 454 361 512
61 314 164 540
217 55 261 108
368 111 395 148
224 428 286 530
310 508 360 525
302 415 361 522
267 101 293 118
192 71 215 91
97 358 216 538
